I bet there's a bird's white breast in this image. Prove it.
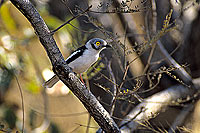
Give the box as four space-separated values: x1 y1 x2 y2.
68 49 99 74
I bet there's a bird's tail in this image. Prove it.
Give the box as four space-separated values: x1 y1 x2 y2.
44 75 59 88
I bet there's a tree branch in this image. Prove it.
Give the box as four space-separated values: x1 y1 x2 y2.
10 0 120 132
157 40 193 86
119 85 194 132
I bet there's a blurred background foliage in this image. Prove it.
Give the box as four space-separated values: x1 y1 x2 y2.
1 0 200 133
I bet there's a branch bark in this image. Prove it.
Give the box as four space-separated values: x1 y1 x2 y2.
10 0 120 132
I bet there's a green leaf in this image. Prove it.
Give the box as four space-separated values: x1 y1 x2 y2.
0 3 17 34
25 80 40 93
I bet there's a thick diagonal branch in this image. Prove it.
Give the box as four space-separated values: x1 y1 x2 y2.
10 0 120 132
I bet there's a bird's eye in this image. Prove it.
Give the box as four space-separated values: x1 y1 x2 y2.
95 41 101 46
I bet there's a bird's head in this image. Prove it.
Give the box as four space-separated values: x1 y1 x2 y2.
86 38 111 51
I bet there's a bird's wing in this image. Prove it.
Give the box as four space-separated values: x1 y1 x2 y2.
66 45 87 64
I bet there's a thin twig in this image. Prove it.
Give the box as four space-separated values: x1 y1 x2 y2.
157 40 193 85
119 64 130 89
32 108 88 117
138 73 162 94
51 5 92 34
123 24 128 68
142 0 157 74
60 0 75 16
94 83 114 97
119 85 192 132
110 64 130 116
94 67 119 87
119 107 145 128
86 115 91 133
68 125 80 133
68 23 97 33
14 73 25 133
107 59 117 116
85 75 91 133
75 123 98 129
150 41 181 65
143 43 157 74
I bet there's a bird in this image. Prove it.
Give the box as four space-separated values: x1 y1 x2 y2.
44 38 111 88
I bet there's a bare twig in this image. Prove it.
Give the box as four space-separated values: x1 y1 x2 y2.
139 73 162 94
157 40 193 86
68 23 97 33
120 85 193 132
14 73 25 133
107 59 117 116
94 68 119 87
119 107 145 129
123 24 128 68
143 0 158 74
150 41 181 65
143 43 157 74
75 123 98 129
85 76 91 133
60 0 75 16
86 115 91 133
109 64 130 117
51 5 92 34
